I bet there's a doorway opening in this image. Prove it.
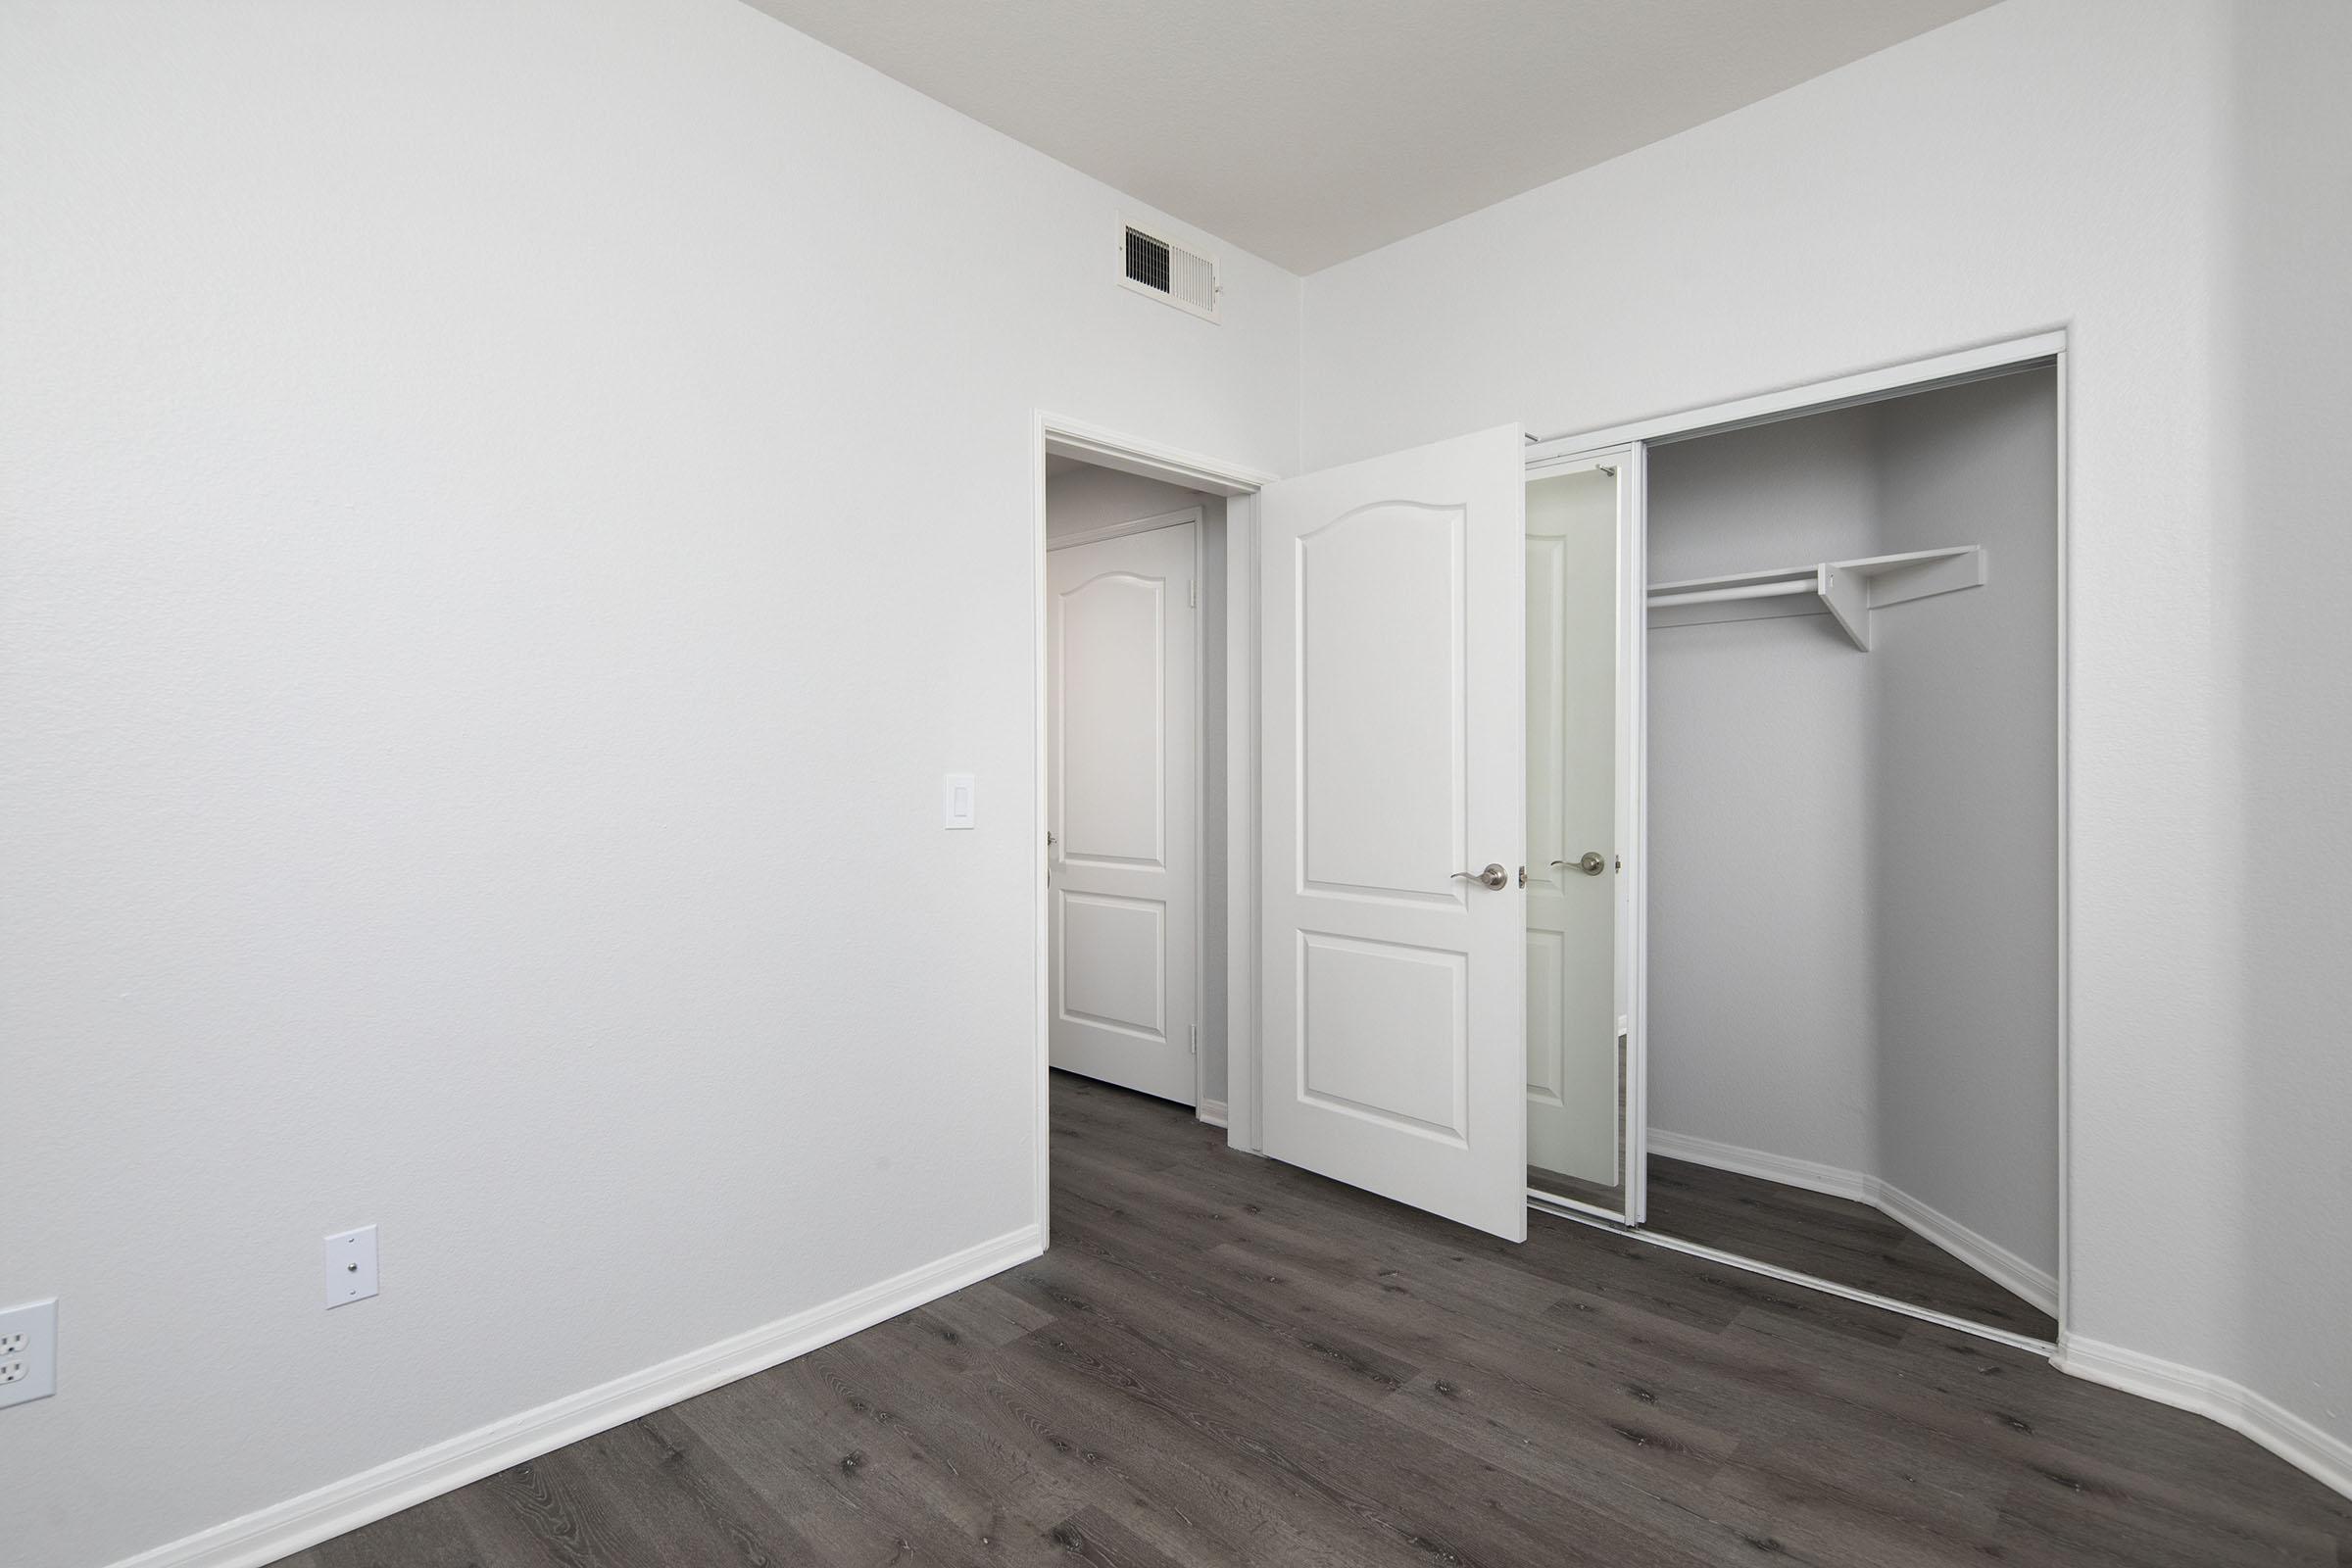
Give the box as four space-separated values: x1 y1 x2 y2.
1043 455 1223 1113
1029 415 1269 1240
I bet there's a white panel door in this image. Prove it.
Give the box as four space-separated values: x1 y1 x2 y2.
1259 424 1526 1241
1049 521 1198 1104
1525 466 1623 1198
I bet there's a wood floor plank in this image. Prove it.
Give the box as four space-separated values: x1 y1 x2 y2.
295 1494 493 1568
528 1413 816 1568
1011 1298 1781 1568
953 1356 1373 1568
268 1074 2348 1568
663 1365 961 1565
680 1346 1072 1566
910 1279 1058 1350
1044 1505 1198 1568
447 1448 670 1568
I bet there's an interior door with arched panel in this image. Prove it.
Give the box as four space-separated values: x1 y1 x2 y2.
1258 424 1527 1241
1048 520 1199 1105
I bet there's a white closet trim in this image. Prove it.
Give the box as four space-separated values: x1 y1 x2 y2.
1524 328 2065 456
1530 1193 2055 1356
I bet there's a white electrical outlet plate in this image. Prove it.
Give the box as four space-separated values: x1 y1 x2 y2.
0 1298 58 1409
324 1225 378 1308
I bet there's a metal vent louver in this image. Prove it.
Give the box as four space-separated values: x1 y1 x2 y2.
1120 221 1218 321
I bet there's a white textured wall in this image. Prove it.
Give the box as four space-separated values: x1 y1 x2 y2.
0 4 1297 1565
1044 468 1229 1107
1302 0 2262 1429
2225 0 2352 1463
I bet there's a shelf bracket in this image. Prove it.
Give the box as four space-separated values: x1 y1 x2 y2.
1817 564 1869 651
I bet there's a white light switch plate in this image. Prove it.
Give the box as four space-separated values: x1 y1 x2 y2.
0 1298 57 1409
943 772 975 829
324 1225 378 1308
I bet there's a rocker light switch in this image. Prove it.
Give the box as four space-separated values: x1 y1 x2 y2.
943 773 975 830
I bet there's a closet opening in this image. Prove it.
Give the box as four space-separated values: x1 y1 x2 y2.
1526 352 2065 1346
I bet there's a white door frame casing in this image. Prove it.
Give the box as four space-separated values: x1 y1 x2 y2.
1031 413 1275 1241
1049 503 1204 554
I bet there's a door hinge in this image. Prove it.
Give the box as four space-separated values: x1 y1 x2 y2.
1189 1025 1198 1055
1188 577 1199 608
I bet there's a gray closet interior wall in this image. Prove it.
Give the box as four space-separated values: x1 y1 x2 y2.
1643 368 2060 1278
1869 372 2060 1277
1646 408 1886 1181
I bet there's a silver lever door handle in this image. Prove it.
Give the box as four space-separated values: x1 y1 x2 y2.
1553 853 1607 877
1453 863 1509 890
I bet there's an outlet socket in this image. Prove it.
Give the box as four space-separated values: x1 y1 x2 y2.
0 1299 57 1409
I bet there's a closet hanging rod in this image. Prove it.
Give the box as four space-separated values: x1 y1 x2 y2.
1647 578 1817 610
1644 546 1986 652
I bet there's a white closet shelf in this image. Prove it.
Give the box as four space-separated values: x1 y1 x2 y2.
1645 545 1985 651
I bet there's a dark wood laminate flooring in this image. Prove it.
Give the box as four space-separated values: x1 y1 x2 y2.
1644 1155 2060 1342
1529 1161 1623 1212
277 1073 2346 1568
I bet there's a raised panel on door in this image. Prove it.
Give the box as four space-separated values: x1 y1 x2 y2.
1060 571 1164 869
1298 502 1464 902
1049 521 1198 1106
1059 891 1165 1039
1260 424 1526 1241
1300 931 1468 1139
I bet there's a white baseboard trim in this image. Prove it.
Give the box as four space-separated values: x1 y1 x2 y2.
1647 1129 2057 1314
2057 1335 2352 1502
1198 1098 1229 1129
1872 1176 2057 1317
111 1224 1045 1568
1647 1128 1876 1203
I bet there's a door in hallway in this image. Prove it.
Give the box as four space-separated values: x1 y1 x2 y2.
1048 519 1199 1104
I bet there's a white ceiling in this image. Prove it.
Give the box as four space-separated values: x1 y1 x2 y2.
741 0 2000 273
